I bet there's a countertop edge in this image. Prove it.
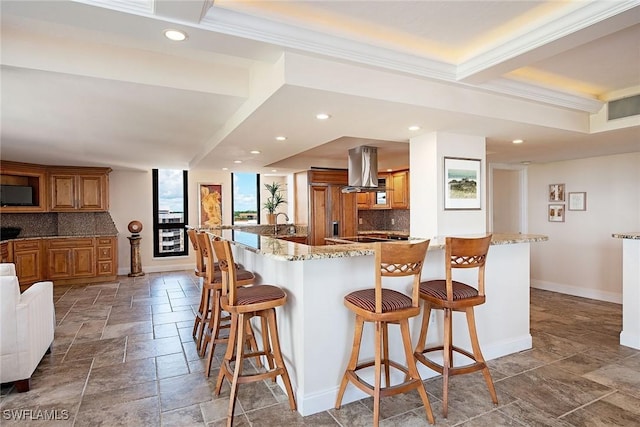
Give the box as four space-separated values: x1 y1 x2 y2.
1 234 119 243
207 229 548 262
612 233 640 240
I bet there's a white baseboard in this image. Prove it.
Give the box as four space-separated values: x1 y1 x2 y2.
530 280 622 304
620 331 640 350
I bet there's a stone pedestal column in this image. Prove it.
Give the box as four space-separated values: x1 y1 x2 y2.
128 235 145 277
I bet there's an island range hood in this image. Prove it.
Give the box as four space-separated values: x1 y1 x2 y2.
342 145 385 193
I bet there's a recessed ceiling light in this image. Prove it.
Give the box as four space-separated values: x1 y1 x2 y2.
512 139 524 144
521 161 531 165
408 125 421 131
222 167 229 171
250 150 261 154
233 160 242 164
315 113 331 120
275 136 287 141
271 169 277 172
163 29 188 41
386 168 393 172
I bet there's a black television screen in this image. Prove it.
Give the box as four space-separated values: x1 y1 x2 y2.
0 185 34 206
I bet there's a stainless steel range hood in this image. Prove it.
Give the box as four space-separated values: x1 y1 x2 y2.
342 146 384 193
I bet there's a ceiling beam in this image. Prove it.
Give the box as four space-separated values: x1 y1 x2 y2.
153 0 213 24
457 1 640 84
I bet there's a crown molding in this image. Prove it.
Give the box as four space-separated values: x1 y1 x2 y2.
482 78 604 113
457 0 640 82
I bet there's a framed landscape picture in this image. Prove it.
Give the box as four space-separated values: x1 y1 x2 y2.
199 183 222 228
444 157 481 210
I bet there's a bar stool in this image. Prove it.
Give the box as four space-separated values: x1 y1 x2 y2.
335 240 434 427
413 235 497 418
196 232 260 377
187 228 207 278
211 238 296 426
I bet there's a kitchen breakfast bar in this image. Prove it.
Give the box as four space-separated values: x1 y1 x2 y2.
204 229 548 416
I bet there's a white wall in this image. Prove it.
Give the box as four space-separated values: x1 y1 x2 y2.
109 169 232 275
528 152 640 303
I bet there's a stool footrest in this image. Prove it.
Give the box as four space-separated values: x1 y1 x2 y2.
345 359 423 398
415 345 488 376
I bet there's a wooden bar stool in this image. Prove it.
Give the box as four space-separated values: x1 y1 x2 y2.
211 238 296 426
335 240 434 427
187 228 207 278
413 235 497 418
196 232 260 377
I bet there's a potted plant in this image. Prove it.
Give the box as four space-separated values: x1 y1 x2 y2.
263 181 287 224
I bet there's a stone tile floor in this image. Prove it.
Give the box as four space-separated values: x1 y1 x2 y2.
1 271 639 426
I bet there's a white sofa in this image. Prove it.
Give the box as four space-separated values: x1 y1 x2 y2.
0 263 55 392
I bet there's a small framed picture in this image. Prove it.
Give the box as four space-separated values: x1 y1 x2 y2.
549 183 565 202
568 192 586 211
548 204 565 222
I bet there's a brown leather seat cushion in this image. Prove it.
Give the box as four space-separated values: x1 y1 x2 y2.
419 280 478 301
344 288 412 313
211 268 254 283
235 285 286 306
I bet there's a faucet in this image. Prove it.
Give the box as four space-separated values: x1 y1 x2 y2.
274 212 289 235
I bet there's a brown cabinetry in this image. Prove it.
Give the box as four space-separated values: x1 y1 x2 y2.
357 170 409 210
96 237 117 276
390 170 409 209
294 170 357 246
47 238 96 279
0 162 47 213
0 241 11 263
13 240 44 284
49 168 110 211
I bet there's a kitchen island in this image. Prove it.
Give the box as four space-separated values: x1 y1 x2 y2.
205 228 547 416
613 232 640 349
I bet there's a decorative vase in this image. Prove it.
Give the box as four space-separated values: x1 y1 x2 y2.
266 213 276 225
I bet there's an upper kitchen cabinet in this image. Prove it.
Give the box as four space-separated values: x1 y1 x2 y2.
357 171 409 210
48 167 111 212
0 161 47 213
390 170 409 209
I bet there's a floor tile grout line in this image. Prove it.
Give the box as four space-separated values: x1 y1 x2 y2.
557 389 618 420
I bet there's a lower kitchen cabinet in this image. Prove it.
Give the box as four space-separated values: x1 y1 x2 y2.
9 236 117 286
14 240 44 284
47 238 96 280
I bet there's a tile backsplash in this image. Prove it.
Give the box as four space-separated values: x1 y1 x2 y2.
358 209 409 232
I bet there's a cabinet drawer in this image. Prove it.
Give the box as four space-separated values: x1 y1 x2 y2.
97 238 113 245
14 240 41 251
97 260 114 275
48 238 94 249
97 246 113 260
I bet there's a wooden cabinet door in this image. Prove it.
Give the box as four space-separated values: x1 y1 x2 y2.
356 192 372 210
309 185 328 246
390 170 409 209
340 191 358 237
14 240 43 284
72 245 96 277
47 247 73 279
77 174 108 211
49 174 77 210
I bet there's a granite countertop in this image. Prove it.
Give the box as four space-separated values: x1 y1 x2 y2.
205 228 548 262
1 233 119 243
612 233 640 240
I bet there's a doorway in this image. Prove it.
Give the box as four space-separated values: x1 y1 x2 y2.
489 164 527 234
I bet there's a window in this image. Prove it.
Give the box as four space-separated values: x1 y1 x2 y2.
152 169 188 257
232 173 259 224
